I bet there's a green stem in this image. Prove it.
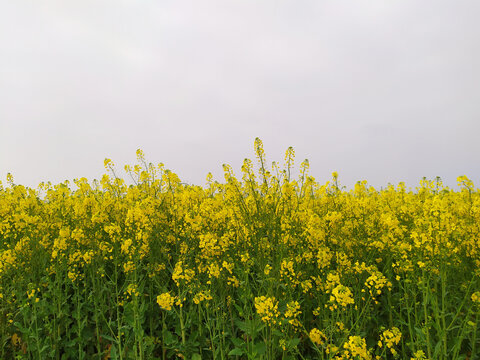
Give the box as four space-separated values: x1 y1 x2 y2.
179 304 186 347
471 312 479 360
114 259 124 360
422 272 432 359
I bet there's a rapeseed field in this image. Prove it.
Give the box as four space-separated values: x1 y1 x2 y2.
1 138 479 359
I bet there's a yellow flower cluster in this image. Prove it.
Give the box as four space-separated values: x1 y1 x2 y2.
309 328 327 346
471 291 480 304
410 350 428 360
1 140 479 358
172 261 195 286
280 260 297 287
364 270 392 304
254 296 279 325
264 264 272 275
341 336 371 360
125 283 140 299
193 290 213 305
157 292 175 311
284 301 302 328
378 327 402 355
329 284 354 310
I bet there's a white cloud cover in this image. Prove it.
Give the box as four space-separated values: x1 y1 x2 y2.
1 0 479 188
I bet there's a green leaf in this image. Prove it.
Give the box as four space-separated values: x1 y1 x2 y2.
110 344 118 360
13 322 27 333
253 342 266 355
433 341 444 358
164 330 177 346
272 329 283 337
228 348 244 356
233 303 244 316
231 337 244 347
101 334 116 342
288 338 301 348
235 319 249 333
192 353 202 360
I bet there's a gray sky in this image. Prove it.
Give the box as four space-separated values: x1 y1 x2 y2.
1 1 479 190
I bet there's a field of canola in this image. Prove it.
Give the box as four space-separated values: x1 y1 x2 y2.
1 139 479 360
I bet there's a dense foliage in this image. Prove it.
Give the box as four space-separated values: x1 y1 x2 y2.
1 139 479 360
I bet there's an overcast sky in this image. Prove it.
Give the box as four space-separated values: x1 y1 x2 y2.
1 1 479 190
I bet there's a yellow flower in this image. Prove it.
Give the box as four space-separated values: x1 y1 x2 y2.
472 291 480 304
125 284 140 298
309 328 327 346
379 327 401 355
410 350 428 360
123 261 135 273
172 261 195 286
241 253 250 263
157 292 175 311
264 264 272 275
104 158 112 168
343 336 371 360
284 301 302 328
193 290 213 305
254 296 279 325
330 284 354 308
